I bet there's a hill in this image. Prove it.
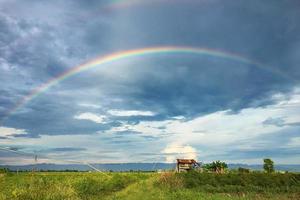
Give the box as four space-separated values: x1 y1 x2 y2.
2 163 300 172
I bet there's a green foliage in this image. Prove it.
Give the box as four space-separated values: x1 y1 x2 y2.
0 168 9 173
0 172 150 200
0 171 300 200
74 177 102 199
155 172 184 189
158 171 300 193
263 158 275 173
238 167 250 173
203 161 228 173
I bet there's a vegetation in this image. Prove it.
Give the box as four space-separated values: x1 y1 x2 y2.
0 172 152 200
203 160 228 173
0 170 299 200
0 168 10 173
238 167 250 173
264 158 275 173
163 171 300 193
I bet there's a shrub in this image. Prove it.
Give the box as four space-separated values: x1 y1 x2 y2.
0 168 10 173
238 167 250 173
172 171 300 193
203 161 228 173
157 172 184 189
263 158 274 173
74 177 103 198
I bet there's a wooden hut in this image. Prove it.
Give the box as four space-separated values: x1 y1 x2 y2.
176 159 200 172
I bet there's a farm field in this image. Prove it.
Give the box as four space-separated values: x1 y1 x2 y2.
0 171 300 200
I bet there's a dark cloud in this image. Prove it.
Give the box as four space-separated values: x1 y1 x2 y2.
263 117 300 127
0 0 300 163
263 117 286 127
226 127 300 159
225 148 300 160
114 131 142 135
1 0 300 125
140 136 159 140
288 122 300 127
12 134 40 139
48 147 86 152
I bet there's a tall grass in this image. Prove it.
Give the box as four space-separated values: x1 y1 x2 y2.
0 171 299 200
0 172 150 200
156 171 300 193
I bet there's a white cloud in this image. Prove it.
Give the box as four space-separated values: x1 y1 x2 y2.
162 143 197 163
74 112 106 124
287 137 300 147
108 109 156 117
0 58 14 71
3 89 300 164
0 126 27 137
0 157 53 165
163 89 300 147
172 116 185 120
108 122 135 132
104 88 300 162
0 133 140 164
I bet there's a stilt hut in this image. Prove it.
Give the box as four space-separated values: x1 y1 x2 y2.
176 159 200 172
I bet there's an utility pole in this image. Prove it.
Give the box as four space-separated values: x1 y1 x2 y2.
33 155 37 172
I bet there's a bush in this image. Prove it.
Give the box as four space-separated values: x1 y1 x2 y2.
73 172 148 199
8 175 79 200
0 168 10 173
238 167 250 173
263 158 275 173
158 171 300 193
157 172 184 189
74 177 103 198
203 161 228 173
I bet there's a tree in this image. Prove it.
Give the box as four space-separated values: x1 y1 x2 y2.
203 161 228 173
263 158 274 173
214 161 228 173
203 163 214 172
0 168 9 173
238 167 250 173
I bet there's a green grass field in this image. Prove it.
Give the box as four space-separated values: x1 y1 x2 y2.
0 171 300 200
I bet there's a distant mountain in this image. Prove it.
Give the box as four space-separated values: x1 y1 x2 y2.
228 164 300 172
1 163 300 172
1 163 176 172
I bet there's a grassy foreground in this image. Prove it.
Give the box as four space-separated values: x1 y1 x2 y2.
0 171 299 200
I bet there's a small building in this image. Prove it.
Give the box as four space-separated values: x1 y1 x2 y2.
176 159 200 172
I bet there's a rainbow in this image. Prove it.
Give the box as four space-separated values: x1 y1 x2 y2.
98 0 143 10
106 0 192 9
2 46 289 122
108 0 139 7
106 0 156 8
94 0 179 13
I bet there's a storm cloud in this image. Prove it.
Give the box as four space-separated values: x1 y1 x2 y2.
0 0 300 164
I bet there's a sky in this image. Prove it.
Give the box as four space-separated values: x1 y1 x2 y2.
0 0 300 165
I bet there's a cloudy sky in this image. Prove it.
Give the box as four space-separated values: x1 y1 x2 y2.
0 0 300 165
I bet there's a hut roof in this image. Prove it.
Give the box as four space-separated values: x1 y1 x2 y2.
176 159 197 164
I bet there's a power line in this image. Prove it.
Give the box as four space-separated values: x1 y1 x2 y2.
0 146 202 173
0 147 108 175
